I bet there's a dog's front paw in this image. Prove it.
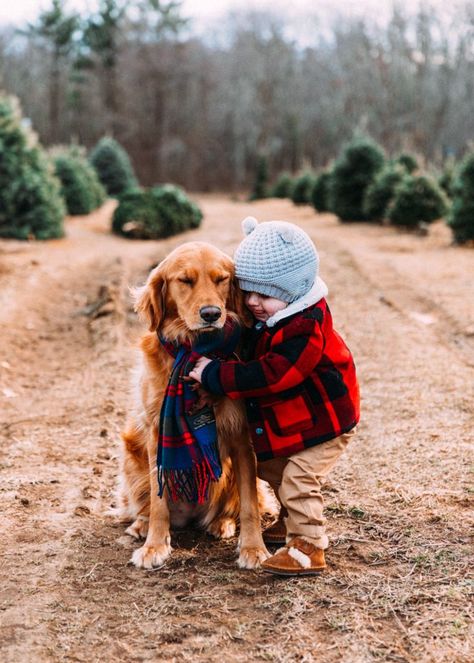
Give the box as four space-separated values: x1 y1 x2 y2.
206 517 236 539
131 542 172 569
125 516 149 540
237 546 270 570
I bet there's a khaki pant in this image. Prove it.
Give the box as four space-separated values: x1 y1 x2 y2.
258 429 356 549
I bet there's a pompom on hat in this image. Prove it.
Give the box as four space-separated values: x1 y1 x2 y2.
235 217 321 303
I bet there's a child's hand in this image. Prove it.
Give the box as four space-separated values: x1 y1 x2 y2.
189 357 212 383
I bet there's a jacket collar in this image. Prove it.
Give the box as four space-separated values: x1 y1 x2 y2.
265 277 328 328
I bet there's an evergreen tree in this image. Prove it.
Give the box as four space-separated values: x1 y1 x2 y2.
249 155 269 200
0 95 65 240
54 147 106 215
396 153 418 173
438 158 456 198
128 0 188 42
89 136 137 196
311 171 332 212
21 0 79 143
82 0 126 134
82 0 185 135
112 184 202 239
447 152 474 243
363 164 406 221
388 174 448 228
152 184 202 233
270 172 293 198
290 171 316 205
329 136 385 221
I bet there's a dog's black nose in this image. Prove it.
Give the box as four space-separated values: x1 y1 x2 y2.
200 306 221 323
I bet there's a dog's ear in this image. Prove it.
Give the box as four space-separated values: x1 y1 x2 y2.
226 270 252 327
222 256 242 317
133 268 167 332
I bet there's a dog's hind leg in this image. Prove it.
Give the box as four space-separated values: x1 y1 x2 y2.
201 458 239 539
206 516 236 539
125 513 149 540
118 423 150 535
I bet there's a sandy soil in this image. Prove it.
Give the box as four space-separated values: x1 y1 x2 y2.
0 197 473 663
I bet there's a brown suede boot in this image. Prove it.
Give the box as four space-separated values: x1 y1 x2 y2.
263 507 288 545
261 537 327 576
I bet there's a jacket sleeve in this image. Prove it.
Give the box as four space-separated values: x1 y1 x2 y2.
201 321 324 399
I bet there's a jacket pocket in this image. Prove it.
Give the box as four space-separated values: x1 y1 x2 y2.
262 395 314 437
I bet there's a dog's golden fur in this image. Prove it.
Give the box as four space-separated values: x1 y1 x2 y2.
118 241 272 569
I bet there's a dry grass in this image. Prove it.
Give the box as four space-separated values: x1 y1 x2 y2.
0 197 473 662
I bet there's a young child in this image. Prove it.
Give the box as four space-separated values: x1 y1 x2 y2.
189 216 360 576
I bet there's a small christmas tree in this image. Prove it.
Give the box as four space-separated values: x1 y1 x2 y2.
311 171 332 212
438 158 456 198
54 148 106 215
363 164 406 221
249 155 269 200
291 171 316 205
396 153 419 173
388 174 448 229
0 94 65 240
112 189 159 238
270 172 294 198
447 152 474 243
112 184 202 239
329 136 385 221
89 136 138 197
152 184 203 234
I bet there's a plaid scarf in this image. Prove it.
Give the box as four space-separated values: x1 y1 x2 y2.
157 317 240 504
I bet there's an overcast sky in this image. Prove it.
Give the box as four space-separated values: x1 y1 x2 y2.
0 0 466 30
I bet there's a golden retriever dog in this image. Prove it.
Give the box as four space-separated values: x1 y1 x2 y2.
117 241 272 570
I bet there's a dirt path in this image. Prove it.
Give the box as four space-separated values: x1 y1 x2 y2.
1 197 473 663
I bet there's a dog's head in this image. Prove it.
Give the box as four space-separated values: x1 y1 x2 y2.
134 242 247 340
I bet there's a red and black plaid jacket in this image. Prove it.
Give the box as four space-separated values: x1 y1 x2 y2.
201 298 360 461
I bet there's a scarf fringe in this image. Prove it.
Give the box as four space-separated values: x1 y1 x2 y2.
158 453 222 504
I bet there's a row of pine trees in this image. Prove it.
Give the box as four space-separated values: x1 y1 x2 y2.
1 94 472 244
0 94 202 241
251 138 474 244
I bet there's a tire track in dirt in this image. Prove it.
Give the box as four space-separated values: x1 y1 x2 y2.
330 240 474 367
0 210 161 661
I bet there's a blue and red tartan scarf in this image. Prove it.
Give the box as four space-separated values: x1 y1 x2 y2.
157 317 241 504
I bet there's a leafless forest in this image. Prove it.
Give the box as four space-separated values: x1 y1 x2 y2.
1 1 474 190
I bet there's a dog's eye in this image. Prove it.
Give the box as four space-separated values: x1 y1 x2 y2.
215 275 229 284
178 277 194 286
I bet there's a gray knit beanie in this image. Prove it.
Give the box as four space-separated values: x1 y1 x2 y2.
234 217 319 303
